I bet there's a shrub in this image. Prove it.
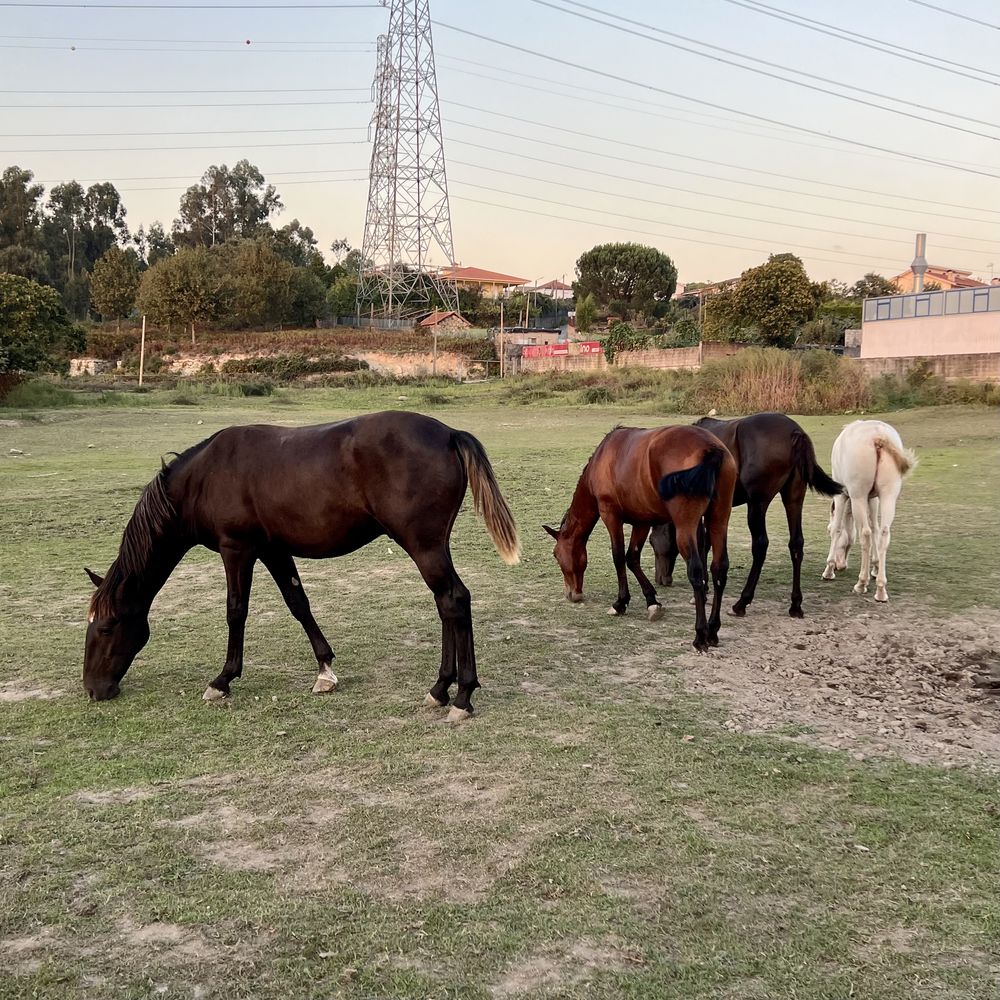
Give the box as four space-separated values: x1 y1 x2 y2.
86 329 140 360
219 354 368 380
581 385 616 404
600 321 651 364
0 379 75 408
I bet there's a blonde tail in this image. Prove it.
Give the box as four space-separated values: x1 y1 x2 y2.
875 437 918 477
452 431 521 566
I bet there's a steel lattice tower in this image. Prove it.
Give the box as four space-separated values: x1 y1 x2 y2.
357 0 458 319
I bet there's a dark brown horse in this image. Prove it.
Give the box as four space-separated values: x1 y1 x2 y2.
83 411 520 720
651 412 841 618
545 425 737 651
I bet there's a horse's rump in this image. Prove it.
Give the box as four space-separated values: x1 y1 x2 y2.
657 444 725 501
874 437 918 477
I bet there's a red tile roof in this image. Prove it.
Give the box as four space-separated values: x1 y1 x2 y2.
419 310 469 328
442 266 528 285
537 279 572 291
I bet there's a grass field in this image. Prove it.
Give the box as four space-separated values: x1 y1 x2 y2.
1 388 997 1000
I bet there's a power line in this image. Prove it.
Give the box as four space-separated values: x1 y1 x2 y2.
0 87 370 93
447 139 999 236
0 41 373 52
0 126 367 137
0 33 371 44
37 167 366 183
434 22 1000 178
437 56 997 172
718 0 1000 83
906 0 1000 29
446 158 996 256
0 99 370 108
2 139 369 153
0 2 380 7
450 192 905 272
444 105 1000 219
533 0 1000 136
117 176 368 193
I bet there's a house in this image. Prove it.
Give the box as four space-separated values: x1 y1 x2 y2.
891 265 988 293
529 279 574 301
419 310 471 334
441 266 528 300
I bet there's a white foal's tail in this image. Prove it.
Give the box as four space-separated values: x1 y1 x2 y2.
874 437 917 477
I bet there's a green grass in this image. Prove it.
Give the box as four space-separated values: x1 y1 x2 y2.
1 394 997 999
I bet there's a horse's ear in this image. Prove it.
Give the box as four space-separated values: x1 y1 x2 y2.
543 524 560 540
84 567 104 588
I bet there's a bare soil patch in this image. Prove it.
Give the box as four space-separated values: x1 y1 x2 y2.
490 939 635 997
0 681 66 703
674 600 1000 768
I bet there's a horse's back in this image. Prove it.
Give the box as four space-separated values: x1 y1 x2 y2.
832 420 905 495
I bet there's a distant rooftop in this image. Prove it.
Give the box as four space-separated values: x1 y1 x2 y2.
442 266 528 285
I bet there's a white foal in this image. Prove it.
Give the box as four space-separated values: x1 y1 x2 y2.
822 420 916 603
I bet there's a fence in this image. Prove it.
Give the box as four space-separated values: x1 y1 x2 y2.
518 341 749 373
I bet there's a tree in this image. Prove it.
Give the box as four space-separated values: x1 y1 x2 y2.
173 160 282 248
849 272 897 300
287 267 328 326
137 246 224 344
133 221 175 269
273 220 324 270
575 292 596 333
223 237 296 328
573 242 677 320
0 273 83 373
0 166 46 260
326 275 358 319
91 246 140 331
728 253 823 347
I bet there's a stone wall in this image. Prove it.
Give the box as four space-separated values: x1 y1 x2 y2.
850 353 1000 383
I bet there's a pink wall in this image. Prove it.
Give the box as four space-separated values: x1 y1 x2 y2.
861 312 999 359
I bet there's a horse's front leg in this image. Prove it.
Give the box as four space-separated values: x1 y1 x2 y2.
624 524 663 621
650 522 678 587
205 543 257 701
260 548 337 694
602 511 630 616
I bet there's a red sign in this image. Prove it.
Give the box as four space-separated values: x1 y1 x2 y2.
521 341 603 358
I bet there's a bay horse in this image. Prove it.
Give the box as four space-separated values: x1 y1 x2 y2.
650 413 842 618
822 419 916 603
544 424 737 651
83 411 520 721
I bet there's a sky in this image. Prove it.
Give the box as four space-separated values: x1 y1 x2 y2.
1 0 998 289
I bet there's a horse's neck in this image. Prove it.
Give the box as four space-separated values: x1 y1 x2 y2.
110 518 191 614
565 472 599 541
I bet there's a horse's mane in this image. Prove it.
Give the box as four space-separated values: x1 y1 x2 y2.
89 434 218 618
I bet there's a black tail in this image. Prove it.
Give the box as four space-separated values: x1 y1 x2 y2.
658 445 725 501
791 429 843 496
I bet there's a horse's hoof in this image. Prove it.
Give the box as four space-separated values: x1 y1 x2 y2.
202 685 227 702
424 692 447 708
446 706 472 724
729 605 746 618
853 582 868 595
707 634 719 647
647 604 663 622
692 640 709 654
312 673 338 695
788 607 804 619
607 606 624 617
822 567 836 581
875 587 889 603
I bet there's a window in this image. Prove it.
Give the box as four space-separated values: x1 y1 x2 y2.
876 299 891 320
972 289 990 313
914 295 930 317
944 290 960 314
902 296 916 318
864 300 877 322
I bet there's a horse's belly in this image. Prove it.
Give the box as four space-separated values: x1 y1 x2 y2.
282 520 385 559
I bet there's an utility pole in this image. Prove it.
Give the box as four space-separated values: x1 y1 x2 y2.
357 0 458 320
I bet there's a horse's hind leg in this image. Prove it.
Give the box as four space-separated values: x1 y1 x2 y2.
823 495 851 579
205 543 257 701
624 524 662 621
852 493 874 595
260 549 337 694
651 523 678 586
873 489 898 603
676 520 710 651
781 481 806 618
732 497 771 617
705 506 730 646
413 548 476 721
868 497 880 578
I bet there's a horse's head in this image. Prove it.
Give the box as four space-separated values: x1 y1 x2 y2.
83 568 150 701
543 520 587 603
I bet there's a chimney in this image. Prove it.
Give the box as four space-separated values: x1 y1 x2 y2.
912 233 928 293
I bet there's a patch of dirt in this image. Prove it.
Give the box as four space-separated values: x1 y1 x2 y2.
0 928 57 974
0 681 66 703
675 601 1000 768
73 787 156 806
490 939 635 997
118 918 215 962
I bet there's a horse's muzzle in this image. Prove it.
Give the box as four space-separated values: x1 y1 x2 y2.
86 682 121 702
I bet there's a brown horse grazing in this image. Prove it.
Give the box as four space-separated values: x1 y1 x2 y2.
650 412 842 619
83 412 520 721
544 425 737 651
